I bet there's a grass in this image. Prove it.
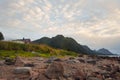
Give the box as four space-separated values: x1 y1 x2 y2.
0 50 78 59
0 41 78 59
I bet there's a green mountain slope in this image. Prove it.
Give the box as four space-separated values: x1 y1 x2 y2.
0 41 78 58
33 35 94 54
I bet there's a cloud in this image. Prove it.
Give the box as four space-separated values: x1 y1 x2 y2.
0 0 120 53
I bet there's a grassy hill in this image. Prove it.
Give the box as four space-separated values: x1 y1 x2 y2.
0 41 78 59
33 35 94 54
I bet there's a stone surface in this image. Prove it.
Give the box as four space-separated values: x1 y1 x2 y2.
4 57 15 65
14 56 25 66
13 67 32 74
45 62 64 79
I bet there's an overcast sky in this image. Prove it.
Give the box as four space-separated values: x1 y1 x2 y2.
0 0 120 54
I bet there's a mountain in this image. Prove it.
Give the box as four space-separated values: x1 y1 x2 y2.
0 32 4 40
33 35 94 54
97 48 113 55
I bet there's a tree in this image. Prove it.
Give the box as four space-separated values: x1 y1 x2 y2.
0 32 4 40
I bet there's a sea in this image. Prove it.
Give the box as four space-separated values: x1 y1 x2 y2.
98 54 120 57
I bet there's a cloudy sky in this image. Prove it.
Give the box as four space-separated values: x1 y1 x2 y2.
0 0 120 54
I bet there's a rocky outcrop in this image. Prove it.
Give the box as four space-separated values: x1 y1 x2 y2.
0 56 120 80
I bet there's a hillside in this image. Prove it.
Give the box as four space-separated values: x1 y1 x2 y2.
0 41 78 58
97 48 113 55
33 35 95 54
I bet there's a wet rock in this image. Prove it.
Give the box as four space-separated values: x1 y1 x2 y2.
78 54 84 57
66 60 76 64
36 74 50 80
110 72 120 80
78 59 85 63
13 67 32 74
24 63 35 67
111 65 120 73
4 57 15 65
69 57 75 60
87 77 101 80
105 65 112 71
66 59 80 64
100 72 111 79
44 57 57 63
54 58 62 62
86 60 96 65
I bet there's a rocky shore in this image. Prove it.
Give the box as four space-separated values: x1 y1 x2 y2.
0 55 120 80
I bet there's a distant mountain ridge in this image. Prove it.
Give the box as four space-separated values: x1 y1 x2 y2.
96 48 113 55
32 35 113 55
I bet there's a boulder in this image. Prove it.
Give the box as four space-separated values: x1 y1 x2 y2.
87 77 101 80
66 59 80 64
45 62 86 80
45 62 64 79
44 57 57 63
78 59 85 63
13 67 32 74
54 58 62 62
24 63 35 67
86 60 96 65
4 57 15 65
14 56 25 66
0 61 4 66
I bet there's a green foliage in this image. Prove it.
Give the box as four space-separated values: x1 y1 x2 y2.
0 41 78 58
33 35 93 54
0 32 4 40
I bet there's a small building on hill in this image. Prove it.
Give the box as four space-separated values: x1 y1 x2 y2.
12 38 31 44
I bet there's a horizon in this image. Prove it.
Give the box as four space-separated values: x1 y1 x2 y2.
0 0 120 54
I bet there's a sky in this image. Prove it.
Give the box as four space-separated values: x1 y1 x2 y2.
0 0 120 54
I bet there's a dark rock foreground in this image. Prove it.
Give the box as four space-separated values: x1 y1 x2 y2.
0 55 120 80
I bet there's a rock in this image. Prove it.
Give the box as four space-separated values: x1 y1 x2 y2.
38 57 44 61
36 74 50 80
4 57 15 65
78 54 84 57
66 59 79 64
45 62 64 79
44 57 57 63
0 61 4 66
86 60 96 65
111 65 120 73
66 60 76 64
14 56 25 66
105 78 114 80
87 77 101 80
54 58 62 62
110 72 120 80
24 63 35 67
0 79 7 80
78 59 85 63
13 67 32 74
100 72 110 79
105 65 112 71
69 57 75 60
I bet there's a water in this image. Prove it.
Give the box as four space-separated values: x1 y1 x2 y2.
98 54 120 57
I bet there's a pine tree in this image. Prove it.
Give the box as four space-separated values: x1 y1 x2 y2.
0 32 4 40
